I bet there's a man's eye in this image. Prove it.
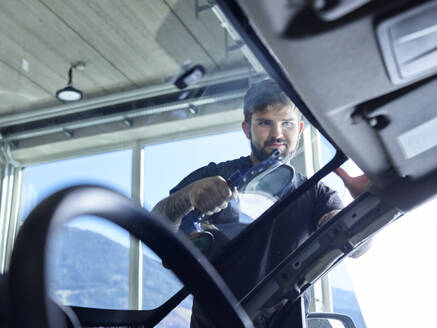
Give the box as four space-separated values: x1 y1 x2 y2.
258 121 270 126
283 121 294 128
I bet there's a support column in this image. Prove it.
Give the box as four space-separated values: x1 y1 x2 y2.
128 143 144 310
0 139 22 274
3 168 22 272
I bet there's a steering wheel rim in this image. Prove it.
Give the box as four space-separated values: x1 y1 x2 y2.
8 185 254 328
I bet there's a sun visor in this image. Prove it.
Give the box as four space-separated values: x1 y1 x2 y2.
377 0 437 84
363 78 437 179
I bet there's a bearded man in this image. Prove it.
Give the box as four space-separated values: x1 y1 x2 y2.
152 79 368 327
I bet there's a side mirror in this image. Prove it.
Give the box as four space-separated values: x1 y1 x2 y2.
307 312 357 328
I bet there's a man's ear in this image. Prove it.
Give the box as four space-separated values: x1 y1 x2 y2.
242 121 251 139
298 120 304 135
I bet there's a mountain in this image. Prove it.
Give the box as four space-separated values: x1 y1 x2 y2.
46 226 190 325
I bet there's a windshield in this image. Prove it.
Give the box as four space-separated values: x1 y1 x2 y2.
1 0 344 323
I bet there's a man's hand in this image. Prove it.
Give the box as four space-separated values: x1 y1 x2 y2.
189 176 234 216
334 167 369 199
152 176 234 230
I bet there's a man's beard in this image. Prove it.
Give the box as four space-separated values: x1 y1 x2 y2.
250 139 296 163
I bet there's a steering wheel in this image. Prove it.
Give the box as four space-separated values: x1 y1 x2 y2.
8 185 254 328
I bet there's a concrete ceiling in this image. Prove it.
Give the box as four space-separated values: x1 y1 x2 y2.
0 0 247 118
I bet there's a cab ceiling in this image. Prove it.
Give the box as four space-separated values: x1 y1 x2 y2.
233 0 437 210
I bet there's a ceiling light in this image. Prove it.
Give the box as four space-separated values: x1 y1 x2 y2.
56 86 83 102
173 64 205 89
56 63 85 102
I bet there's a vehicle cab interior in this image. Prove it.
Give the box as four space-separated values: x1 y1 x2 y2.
0 0 437 327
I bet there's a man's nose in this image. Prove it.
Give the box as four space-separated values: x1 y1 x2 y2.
270 123 283 138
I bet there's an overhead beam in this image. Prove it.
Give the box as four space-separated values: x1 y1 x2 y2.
0 68 261 128
11 105 244 166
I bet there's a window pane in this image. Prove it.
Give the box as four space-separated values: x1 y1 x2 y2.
21 149 132 309
143 131 250 210
21 150 132 220
329 199 437 328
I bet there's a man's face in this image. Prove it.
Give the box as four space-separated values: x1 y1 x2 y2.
242 104 304 164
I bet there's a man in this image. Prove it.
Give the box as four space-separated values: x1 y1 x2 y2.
152 79 365 234
152 79 368 326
